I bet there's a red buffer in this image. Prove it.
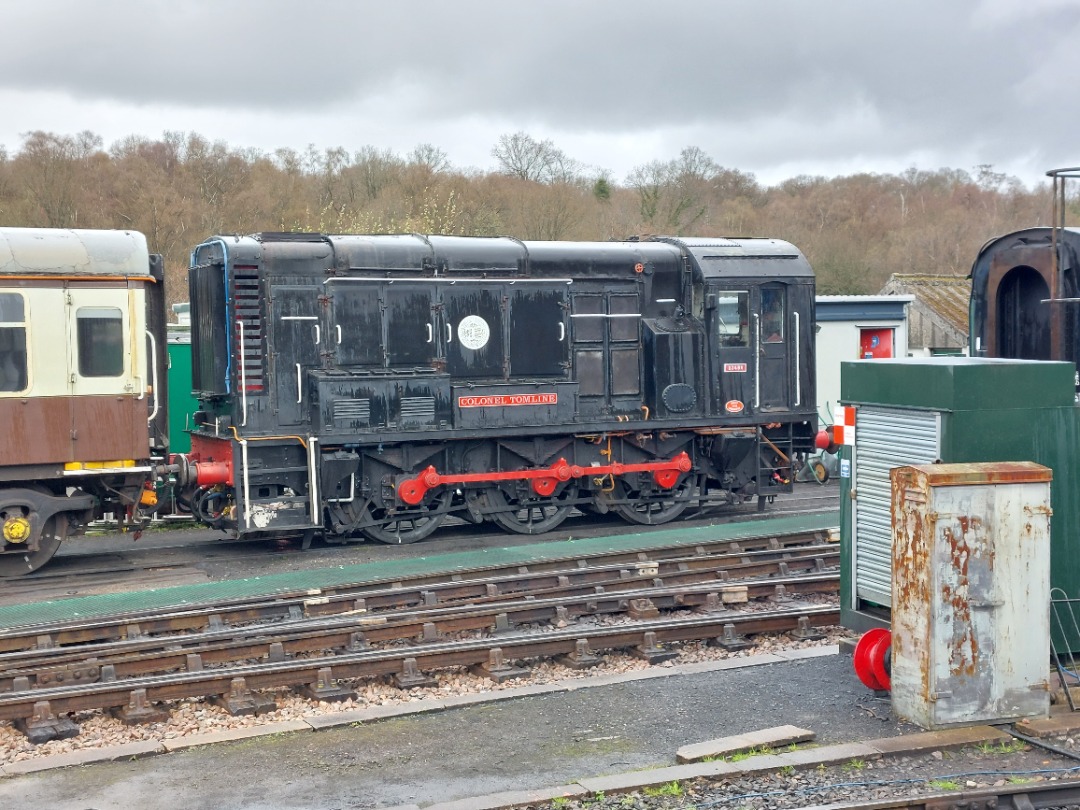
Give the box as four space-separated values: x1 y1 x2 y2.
853 628 892 691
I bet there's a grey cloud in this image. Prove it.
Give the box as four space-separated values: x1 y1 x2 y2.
3 0 1079 183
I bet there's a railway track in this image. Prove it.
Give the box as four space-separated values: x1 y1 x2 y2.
0 528 840 743
797 778 1080 809
1 481 839 604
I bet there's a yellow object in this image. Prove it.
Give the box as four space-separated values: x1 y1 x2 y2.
64 460 136 471
3 517 31 544
139 489 158 506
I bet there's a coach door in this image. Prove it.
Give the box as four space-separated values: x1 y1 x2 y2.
270 285 321 425
66 286 149 461
757 284 791 411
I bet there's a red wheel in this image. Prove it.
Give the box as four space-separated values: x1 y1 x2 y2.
853 628 892 691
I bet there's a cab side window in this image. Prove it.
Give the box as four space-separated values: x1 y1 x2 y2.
716 291 749 347
77 307 124 377
0 293 28 392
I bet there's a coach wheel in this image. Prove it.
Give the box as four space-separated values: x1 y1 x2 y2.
361 492 449 545
0 511 67 577
610 476 694 526
486 484 577 535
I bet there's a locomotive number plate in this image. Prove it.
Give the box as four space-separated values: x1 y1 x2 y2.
458 393 558 408
723 363 747 373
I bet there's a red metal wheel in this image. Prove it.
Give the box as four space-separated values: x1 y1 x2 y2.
853 628 892 691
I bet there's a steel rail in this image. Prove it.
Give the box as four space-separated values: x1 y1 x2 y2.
794 777 1080 809
0 604 840 734
0 572 839 689
0 531 835 651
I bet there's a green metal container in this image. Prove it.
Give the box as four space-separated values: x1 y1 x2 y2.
167 327 198 454
838 357 1079 632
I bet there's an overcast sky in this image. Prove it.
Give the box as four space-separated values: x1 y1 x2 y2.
2 0 1078 189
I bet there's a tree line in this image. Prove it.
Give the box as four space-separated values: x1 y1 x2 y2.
0 129 1067 311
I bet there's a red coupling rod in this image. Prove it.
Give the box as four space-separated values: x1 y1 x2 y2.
397 451 693 506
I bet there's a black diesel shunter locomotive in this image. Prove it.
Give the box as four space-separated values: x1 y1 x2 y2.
176 234 817 544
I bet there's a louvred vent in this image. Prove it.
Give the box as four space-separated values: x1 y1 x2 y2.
232 265 264 392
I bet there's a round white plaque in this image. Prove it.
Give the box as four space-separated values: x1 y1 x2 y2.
457 315 490 350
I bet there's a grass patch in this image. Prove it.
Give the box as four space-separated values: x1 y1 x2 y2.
928 779 961 791
643 782 683 798
727 745 773 762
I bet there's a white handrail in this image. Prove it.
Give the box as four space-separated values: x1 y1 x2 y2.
145 328 160 422
237 319 248 426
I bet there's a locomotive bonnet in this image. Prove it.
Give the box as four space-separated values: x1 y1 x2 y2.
174 233 817 544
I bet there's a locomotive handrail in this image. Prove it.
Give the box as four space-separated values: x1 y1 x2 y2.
145 328 160 423
752 313 760 408
324 277 574 284
793 311 801 406
296 364 302 403
236 319 247 426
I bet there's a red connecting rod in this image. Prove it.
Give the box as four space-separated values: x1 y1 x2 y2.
397 451 693 506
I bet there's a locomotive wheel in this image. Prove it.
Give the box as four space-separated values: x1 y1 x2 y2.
361 492 449 545
485 485 577 535
0 512 67 577
610 476 694 526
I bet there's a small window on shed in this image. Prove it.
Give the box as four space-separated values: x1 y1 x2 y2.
77 307 124 378
0 292 28 392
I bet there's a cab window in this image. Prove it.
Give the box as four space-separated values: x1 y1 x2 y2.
0 292 27 392
761 288 786 343
77 307 124 377
717 291 749 347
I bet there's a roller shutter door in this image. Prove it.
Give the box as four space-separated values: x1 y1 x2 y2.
853 406 941 607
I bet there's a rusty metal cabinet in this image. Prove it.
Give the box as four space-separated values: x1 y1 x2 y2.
890 462 1052 729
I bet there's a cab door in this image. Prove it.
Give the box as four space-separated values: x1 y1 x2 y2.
757 285 791 411
711 288 753 416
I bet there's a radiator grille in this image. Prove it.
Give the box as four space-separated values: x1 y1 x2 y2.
333 399 371 423
400 396 435 423
232 265 264 392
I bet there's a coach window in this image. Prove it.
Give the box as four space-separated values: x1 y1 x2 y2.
76 307 124 377
717 292 749 347
0 293 27 392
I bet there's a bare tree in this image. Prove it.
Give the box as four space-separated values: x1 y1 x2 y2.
408 143 451 173
492 132 582 184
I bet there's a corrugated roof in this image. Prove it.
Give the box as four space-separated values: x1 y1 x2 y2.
879 274 970 332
